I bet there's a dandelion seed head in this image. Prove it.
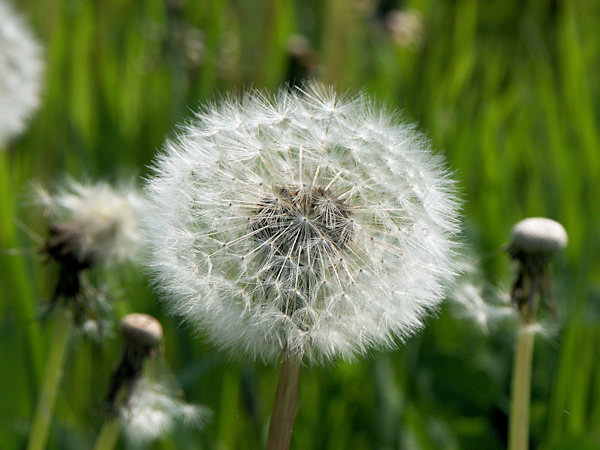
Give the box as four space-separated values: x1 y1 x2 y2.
0 0 43 145
37 180 142 267
144 84 461 364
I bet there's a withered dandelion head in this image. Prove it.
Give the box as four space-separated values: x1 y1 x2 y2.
508 217 567 319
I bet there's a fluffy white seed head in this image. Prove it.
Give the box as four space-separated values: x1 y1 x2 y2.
144 85 461 364
0 0 43 145
120 380 211 446
510 217 567 257
37 180 143 266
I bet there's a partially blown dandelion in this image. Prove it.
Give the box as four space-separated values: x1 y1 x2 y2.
28 181 143 450
96 314 209 449
0 0 43 145
144 85 461 364
36 180 142 320
38 180 142 269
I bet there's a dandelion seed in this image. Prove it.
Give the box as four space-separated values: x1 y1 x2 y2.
0 0 43 145
144 84 461 364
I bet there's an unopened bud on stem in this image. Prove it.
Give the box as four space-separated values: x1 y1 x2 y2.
101 314 163 415
508 217 567 321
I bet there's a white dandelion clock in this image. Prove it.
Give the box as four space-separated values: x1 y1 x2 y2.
144 85 461 365
0 0 43 145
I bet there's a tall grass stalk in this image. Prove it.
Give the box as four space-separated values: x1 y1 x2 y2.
508 318 535 450
266 354 301 450
93 417 121 450
27 313 72 450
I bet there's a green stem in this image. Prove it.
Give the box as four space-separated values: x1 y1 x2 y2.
27 313 72 450
94 417 121 450
0 152 42 380
266 353 301 450
508 318 536 450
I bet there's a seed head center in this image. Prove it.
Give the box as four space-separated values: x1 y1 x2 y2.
251 185 353 262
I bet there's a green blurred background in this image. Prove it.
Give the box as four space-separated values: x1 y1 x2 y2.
1 0 600 448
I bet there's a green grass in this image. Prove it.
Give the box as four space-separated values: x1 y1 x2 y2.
2 0 600 448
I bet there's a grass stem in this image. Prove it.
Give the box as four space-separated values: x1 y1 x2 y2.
27 313 72 450
94 416 121 450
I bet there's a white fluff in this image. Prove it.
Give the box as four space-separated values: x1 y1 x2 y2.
37 180 143 265
121 380 210 446
0 1 43 145
144 85 461 364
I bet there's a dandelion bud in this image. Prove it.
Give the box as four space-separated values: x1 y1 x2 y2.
144 84 461 364
102 314 163 414
0 0 43 145
509 217 567 259
508 217 567 319
120 313 163 348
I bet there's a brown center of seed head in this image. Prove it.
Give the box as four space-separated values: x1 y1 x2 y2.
120 313 163 347
251 185 354 261
249 185 354 319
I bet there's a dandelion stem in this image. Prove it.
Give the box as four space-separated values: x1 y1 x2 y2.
94 417 121 450
508 317 535 450
266 354 301 450
27 313 72 450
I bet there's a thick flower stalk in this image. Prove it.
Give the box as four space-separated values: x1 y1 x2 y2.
0 0 43 145
144 85 461 365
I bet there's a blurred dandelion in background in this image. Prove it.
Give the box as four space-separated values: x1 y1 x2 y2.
385 9 424 50
97 314 210 449
449 258 515 333
120 379 211 447
35 179 143 324
508 217 568 321
0 0 43 146
27 181 145 450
